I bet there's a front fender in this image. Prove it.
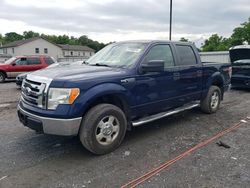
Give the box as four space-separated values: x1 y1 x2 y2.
69 83 134 117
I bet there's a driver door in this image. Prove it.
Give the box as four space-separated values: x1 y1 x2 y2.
134 44 180 116
9 58 29 78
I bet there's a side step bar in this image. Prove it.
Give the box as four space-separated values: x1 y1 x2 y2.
132 103 200 127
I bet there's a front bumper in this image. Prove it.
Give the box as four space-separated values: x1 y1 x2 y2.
17 105 82 136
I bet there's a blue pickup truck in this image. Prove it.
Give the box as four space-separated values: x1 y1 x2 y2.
17 40 231 154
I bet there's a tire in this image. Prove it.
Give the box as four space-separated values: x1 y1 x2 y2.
200 86 222 114
79 104 127 155
0 72 6 83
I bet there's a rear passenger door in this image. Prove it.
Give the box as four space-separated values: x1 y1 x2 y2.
174 45 202 104
26 57 43 71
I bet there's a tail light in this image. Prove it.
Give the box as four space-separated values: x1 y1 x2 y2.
228 67 232 78
223 67 232 78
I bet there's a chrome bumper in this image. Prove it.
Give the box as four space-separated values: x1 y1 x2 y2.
17 105 82 136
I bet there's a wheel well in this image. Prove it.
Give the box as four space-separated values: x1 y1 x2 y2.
84 94 131 127
0 70 7 78
212 79 224 98
212 79 223 89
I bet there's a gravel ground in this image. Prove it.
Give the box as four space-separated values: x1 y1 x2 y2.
0 82 249 188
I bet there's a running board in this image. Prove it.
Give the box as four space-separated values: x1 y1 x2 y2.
132 103 200 127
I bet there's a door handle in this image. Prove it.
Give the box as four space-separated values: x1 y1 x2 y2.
173 72 180 80
197 70 202 77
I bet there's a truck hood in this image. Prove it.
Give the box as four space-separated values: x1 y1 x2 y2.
29 64 127 81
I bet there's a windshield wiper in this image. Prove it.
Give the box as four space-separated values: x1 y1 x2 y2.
91 63 111 67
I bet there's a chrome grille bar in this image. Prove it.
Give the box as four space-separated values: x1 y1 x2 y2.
20 75 52 109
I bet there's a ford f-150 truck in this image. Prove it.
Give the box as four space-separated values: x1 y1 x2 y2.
0 55 55 83
17 41 231 154
230 45 250 88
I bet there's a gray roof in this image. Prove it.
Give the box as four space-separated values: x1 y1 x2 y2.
0 37 41 48
1 37 95 52
58 44 95 52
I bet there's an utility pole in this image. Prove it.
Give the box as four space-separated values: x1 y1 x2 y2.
169 0 173 40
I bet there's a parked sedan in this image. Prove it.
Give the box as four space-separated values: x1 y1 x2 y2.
0 55 55 83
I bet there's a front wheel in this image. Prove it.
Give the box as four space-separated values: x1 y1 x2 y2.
79 104 127 155
200 86 222 114
0 72 6 83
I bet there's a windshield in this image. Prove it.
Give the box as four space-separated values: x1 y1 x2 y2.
4 57 17 64
86 43 147 68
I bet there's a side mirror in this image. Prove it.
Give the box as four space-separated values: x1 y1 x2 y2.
140 60 165 73
12 63 16 66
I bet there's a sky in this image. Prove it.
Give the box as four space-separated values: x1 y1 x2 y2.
0 0 249 45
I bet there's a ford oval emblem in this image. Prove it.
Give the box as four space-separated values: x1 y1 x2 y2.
24 87 32 96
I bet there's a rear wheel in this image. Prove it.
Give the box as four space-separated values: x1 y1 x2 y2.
0 72 6 83
79 104 127 155
200 86 221 114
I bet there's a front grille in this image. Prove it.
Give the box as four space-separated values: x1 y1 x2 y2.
21 78 46 108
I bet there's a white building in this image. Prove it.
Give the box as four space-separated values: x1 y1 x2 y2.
57 44 95 62
199 51 230 63
0 37 95 62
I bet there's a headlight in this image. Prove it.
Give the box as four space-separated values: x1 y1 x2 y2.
47 88 80 110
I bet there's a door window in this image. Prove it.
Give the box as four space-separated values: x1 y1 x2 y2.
144 45 175 69
45 57 55 65
176 45 197 66
15 58 28 65
27 58 40 65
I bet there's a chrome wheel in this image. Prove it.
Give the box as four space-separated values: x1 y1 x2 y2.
95 115 120 146
211 91 219 109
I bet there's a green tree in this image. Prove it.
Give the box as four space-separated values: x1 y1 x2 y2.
1 31 107 51
201 34 230 52
201 17 250 51
56 35 70 44
0 34 4 46
4 32 23 43
78 35 106 51
69 36 79 45
78 35 91 45
23 31 40 39
230 17 250 46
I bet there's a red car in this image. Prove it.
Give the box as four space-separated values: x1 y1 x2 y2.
0 55 55 83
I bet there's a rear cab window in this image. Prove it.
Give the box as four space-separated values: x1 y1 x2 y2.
175 45 197 66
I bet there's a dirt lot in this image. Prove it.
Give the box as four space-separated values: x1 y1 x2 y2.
0 82 250 188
